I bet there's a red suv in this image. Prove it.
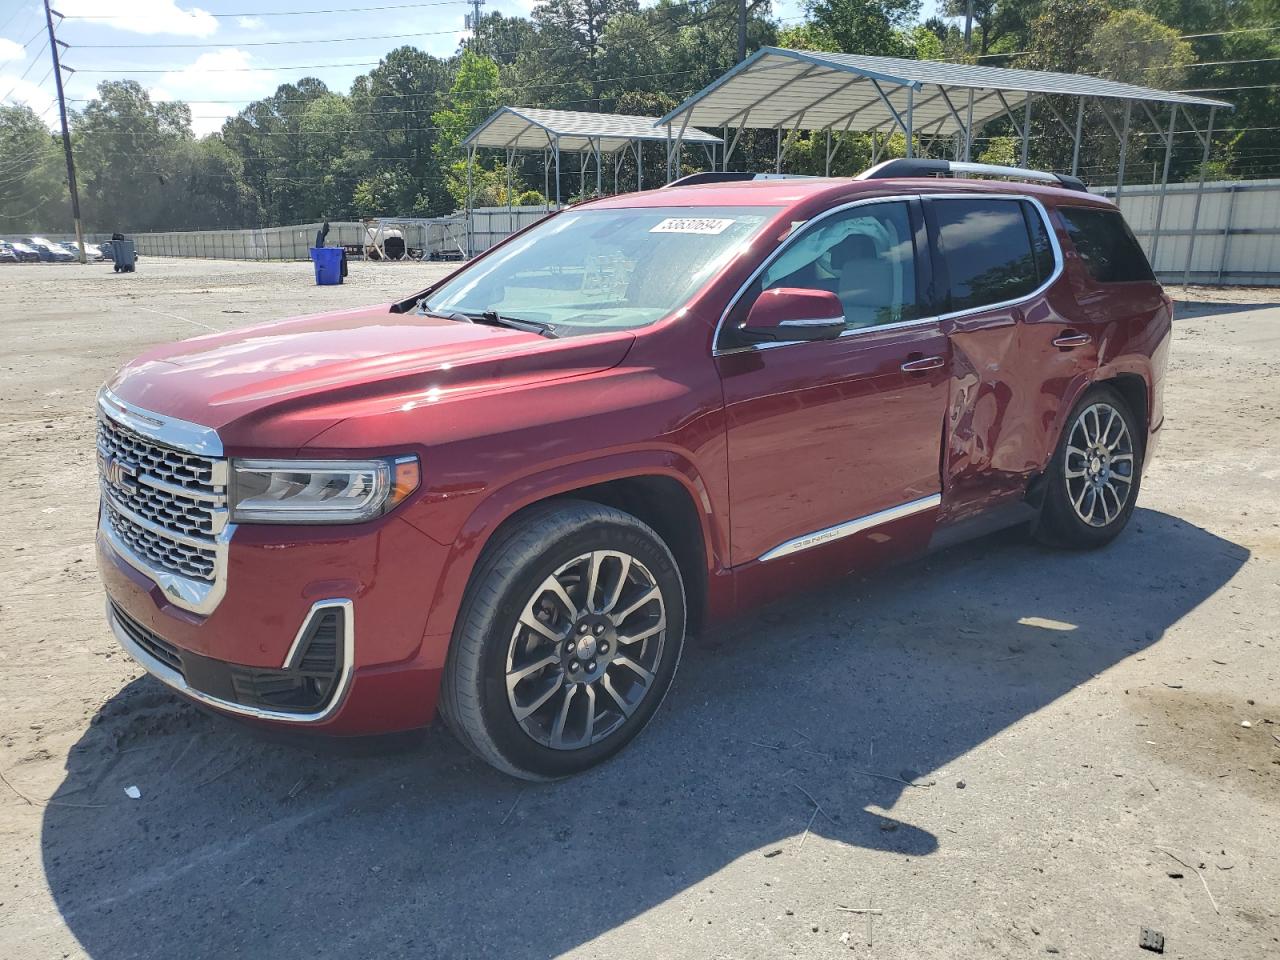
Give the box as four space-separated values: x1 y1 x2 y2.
97 161 1170 779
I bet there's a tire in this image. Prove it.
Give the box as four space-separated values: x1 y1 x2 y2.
439 499 686 780
1036 384 1144 549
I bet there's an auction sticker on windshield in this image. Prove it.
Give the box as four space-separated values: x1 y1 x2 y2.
650 218 736 235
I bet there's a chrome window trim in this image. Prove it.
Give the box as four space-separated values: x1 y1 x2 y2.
921 193 1064 324
98 386 224 458
757 493 942 562
108 598 356 724
712 192 1064 357
712 193 921 357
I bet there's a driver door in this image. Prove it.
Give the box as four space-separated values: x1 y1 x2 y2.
715 197 949 572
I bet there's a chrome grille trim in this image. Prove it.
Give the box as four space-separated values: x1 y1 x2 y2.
96 387 232 615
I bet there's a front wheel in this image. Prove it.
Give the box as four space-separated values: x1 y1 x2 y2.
439 500 686 780
1037 385 1144 549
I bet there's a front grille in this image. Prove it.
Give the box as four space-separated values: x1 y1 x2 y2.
105 506 217 581
97 412 226 585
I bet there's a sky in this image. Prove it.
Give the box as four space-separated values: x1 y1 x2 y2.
0 0 943 137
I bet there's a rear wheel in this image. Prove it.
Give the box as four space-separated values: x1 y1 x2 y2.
440 500 686 780
1037 385 1143 548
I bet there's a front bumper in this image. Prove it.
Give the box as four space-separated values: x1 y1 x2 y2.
107 597 355 723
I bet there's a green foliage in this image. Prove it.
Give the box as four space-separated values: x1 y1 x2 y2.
3 0 1276 233
977 135 1018 166
806 0 921 57
1091 9 1195 86
0 105 66 233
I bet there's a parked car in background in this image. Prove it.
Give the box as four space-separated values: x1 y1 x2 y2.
7 240 43 263
83 242 107 261
97 161 1170 780
23 237 76 262
0 241 18 263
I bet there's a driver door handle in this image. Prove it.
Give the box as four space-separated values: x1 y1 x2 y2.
1053 331 1092 348
900 355 945 373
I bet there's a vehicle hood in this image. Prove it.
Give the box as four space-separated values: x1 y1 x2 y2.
106 304 636 451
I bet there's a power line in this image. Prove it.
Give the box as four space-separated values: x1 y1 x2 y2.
73 28 465 49
0 38 51 103
72 66 704 108
1175 83 1280 92
61 0 470 19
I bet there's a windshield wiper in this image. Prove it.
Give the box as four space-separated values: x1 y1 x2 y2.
476 310 558 338
417 303 557 338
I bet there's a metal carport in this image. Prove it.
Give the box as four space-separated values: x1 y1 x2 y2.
462 106 723 209
657 47 1232 281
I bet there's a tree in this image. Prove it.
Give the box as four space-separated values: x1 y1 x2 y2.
806 0 921 57
1091 9 1195 87
73 80 195 231
0 105 66 233
433 50 502 209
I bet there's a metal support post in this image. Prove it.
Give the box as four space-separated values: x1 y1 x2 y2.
1183 106 1216 286
1071 98 1085 178
1149 105 1178 268
1114 100 1132 208
1021 94 1032 167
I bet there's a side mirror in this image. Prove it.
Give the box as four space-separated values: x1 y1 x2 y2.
739 287 846 343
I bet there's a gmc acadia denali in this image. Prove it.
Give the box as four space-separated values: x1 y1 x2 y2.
97 161 1170 779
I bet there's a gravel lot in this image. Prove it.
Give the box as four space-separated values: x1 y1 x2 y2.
0 258 1277 960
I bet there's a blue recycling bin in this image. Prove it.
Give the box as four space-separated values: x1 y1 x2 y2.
309 247 344 285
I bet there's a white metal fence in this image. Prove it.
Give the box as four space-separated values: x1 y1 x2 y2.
110 218 469 261
467 205 558 254
1098 179 1279 285
17 180 1275 284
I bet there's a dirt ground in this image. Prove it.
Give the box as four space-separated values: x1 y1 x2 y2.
0 258 1276 960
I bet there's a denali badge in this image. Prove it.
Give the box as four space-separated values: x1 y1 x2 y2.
102 455 140 494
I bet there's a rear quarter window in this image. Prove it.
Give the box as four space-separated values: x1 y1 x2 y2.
1057 206 1156 283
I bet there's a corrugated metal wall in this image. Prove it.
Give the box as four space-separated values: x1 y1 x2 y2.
21 182 1274 284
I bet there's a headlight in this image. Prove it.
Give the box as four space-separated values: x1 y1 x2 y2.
230 456 420 524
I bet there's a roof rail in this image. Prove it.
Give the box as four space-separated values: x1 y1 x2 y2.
664 171 820 188
857 158 1089 193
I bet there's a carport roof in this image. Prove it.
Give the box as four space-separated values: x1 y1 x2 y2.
658 47 1233 138
463 106 723 153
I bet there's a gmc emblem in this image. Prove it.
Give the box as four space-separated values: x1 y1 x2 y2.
102 455 139 494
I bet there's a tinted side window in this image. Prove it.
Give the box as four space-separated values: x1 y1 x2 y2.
1058 207 1156 283
932 198 1039 312
743 201 919 334
1023 200 1056 282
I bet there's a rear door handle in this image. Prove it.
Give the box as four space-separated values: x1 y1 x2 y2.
900 355 945 373
1052 332 1092 348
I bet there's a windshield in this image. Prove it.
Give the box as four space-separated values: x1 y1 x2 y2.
423 205 778 337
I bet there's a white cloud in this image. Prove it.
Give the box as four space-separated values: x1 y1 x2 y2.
236 16 264 30
156 49 275 136
0 72 57 123
55 1 218 38
0 38 25 63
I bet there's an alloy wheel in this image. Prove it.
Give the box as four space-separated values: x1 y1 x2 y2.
1064 401 1135 528
505 550 667 750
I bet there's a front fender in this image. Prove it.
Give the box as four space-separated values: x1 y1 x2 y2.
418 449 726 642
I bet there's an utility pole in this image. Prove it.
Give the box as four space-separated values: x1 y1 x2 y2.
736 0 746 64
465 0 485 52
964 0 974 53
42 0 85 264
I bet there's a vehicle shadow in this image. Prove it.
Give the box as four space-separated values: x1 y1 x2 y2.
1171 296 1280 319
41 508 1247 959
